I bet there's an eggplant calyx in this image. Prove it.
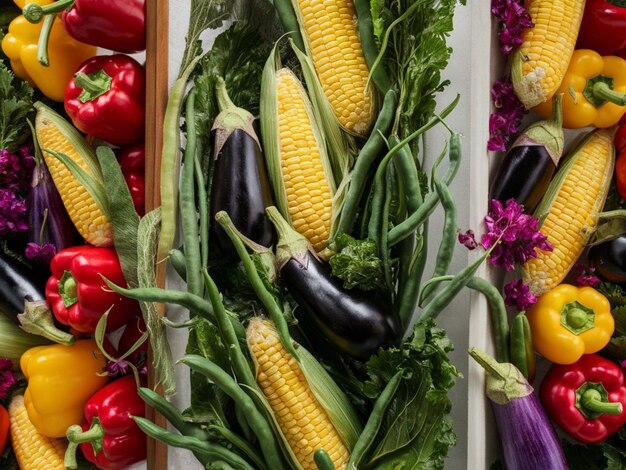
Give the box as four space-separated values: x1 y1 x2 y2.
265 206 311 271
516 93 564 166
212 77 260 157
468 347 533 405
17 300 75 346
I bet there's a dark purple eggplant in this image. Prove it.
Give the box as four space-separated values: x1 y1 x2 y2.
490 94 564 213
0 249 47 321
210 78 275 252
588 235 626 284
267 206 401 360
469 348 567 470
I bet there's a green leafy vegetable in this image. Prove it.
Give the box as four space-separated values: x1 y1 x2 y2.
329 234 385 291
597 282 626 309
561 441 626 470
0 62 33 153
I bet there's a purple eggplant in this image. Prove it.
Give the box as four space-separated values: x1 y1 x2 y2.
588 235 626 284
490 94 564 213
210 78 275 252
27 160 79 266
469 348 567 470
0 249 47 321
267 206 401 360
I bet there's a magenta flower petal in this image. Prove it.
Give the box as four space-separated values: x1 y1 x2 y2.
504 279 537 311
458 230 478 250
488 76 527 152
572 263 601 288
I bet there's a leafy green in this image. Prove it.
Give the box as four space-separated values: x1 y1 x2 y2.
0 62 33 153
354 320 460 469
597 282 626 309
329 234 385 291
561 441 626 470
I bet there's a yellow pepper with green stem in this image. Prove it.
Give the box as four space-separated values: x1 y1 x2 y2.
526 284 615 365
1 0 95 102
20 339 108 438
535 49 626 128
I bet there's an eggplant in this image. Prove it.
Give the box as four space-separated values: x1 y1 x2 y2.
469 348 567 470
0 249 48 321
490 94 564 213
588 235 626 284
267 206 401 360
210 78 275 252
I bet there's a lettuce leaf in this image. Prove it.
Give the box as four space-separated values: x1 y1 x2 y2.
329 234 385 291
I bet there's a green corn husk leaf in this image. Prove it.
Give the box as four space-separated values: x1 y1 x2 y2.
259 43 337 233
0 313 50 368
298 345 363 451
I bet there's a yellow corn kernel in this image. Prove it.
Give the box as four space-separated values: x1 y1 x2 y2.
295 0 374 135
35 104 112 246
9 395 67 470
247 318 349 470
512 0 585 108
523 128 615 295
276 68 334 251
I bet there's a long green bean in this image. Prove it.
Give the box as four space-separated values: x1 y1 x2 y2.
354 0 392 93
194 155 209 270
208 425 268 470
397 225 428 331
168 248 187 281
510 313 534 380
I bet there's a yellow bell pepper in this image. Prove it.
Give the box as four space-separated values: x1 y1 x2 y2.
20 339 108 438
534 49 626 128
1 0 96 102
526 284 615 365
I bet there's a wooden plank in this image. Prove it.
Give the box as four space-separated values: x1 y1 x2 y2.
145 0 169 468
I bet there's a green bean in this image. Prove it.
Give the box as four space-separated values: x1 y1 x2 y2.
419 250 491 323
133 417 254 470
202 270 257 390
393 137 423 216
273 0 305 51
354 0 392 93
100 279 246 341
194 155 209 270
168 248 187 281
216 210 299 360
334 90 397 239
137 387 207 440
366 163 387 246
157 56 202 263
235 402 254 443
349 371 402 469
510 313 535 381
397 226 428 332
314 449 336 470
381 162 394 293
419 179 457 303
388 131 462 247
179 355 285 470
208 425 268 470
180 89 202 297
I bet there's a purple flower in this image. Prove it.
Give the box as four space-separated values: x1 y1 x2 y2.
572 263 601 288
482 198 553 270
488 76 527 152
458 229 478 250
105 351 147 378
504 279 537 311
0 358 17 400
25 242 57 264
0 146 35 194
0 189 29 236
491 0 534 56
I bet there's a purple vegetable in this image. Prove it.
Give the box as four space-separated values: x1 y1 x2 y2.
469 347 567 470
27 160 79 265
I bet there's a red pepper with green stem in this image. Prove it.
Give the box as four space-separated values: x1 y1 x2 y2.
116 145 145 216
540 354 626 444
22 0 145 53
614 126 626 200
64 375 147 470
577 0 626 56
65 54 145 147
45 246 142 333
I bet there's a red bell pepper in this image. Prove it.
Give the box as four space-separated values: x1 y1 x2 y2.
65 375 147 470
65 54 145 147
539 354 626 444
118 314 148 356
615 127 626 200
117 145 145 216
577 0 626 56
45 246 141 333
0 404 8 454
22 0 146 53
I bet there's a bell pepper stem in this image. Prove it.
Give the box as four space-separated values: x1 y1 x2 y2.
74 71 113 103
37 14 54 67
581 389 623 416
65 421 105 469
592 81 626 106
17 300 75 346
22 0 75 23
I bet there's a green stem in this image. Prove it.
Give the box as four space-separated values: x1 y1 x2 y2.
23 0 75 23
74 71 113 103
65 421 105 469
17 301 75 346
581 389 623 415
215 77 236 112
37 14 54 67
592 81 626 106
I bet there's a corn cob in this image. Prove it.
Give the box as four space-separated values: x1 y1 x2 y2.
511 0 586 109
9 395 67 470
247 318 350 470
523 128 616 296
292 0 374 136
34 102 113 247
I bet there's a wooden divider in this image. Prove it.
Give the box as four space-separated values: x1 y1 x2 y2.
145 0 169 468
